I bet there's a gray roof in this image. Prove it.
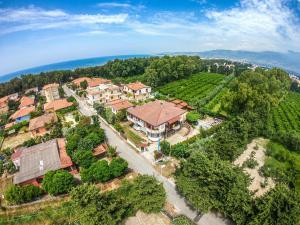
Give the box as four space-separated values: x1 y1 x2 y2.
13 139 61 184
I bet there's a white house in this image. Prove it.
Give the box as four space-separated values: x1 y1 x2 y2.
127 100 186 142
123 82 151 101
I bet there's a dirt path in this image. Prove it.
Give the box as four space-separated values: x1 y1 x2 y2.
234 138 275 197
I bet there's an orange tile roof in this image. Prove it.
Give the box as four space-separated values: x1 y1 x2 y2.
127 100 186 127
88 78 111 88
0 96 8 104
93 143 107 156
126 82 148 91
19 96 35 109
44 99 73 111
10 106 35 120
108 99 133 111
43 83 59 90
57 138 73 168
179 101 188 107
72 77 92 86
28 113 57 131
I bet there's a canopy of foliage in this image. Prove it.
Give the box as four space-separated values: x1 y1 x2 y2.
42 170 75 196
5 185 43 205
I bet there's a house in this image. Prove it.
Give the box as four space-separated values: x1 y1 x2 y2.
25 87 39 95
72 77 111 89
86 83 122 105
43 99 73 112
0 96 9 115
7 93 19 101
10 106 35 123
123 82 151 101
19 96 35 109
127 100 187 141
28 113 58 137
43 83 60 102
106 99 133 114
13 139 75 186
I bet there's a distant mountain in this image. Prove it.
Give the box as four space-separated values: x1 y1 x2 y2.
169 50 300 75
0 54 149 83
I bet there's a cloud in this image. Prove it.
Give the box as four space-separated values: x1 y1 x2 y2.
97 2 132 8
0 6 128 34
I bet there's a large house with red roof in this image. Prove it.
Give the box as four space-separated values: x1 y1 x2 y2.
127 100 186 141
43 99 73 112
28 113 58 137
12 138 75 186
0 96 9 115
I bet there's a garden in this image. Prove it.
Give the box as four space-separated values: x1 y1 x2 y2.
267 92 300 135
157 72 225 106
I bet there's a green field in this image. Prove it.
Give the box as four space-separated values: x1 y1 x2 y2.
157 72 225 105
267 92 300 134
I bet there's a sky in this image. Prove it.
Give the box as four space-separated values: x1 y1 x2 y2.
0 0 300 75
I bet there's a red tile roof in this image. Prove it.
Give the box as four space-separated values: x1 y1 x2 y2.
19 96 35 109
172 99 182 104
43 83 59 90
29 113 57 131
0 96 8 104
179 101 188 107
127 100 186 127
44 99 73 111
57 138 73 168
107 99 133 111
126 82 148 91
88 78 111 88
10 106 35 120
72 77 92 86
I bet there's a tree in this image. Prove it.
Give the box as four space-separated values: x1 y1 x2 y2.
123 175 166 213
175 151 252 224
116 109 127 122
5 185 43 205
80 80 88 89
186 111 200 124
110 157 128 177
58 86 65 98
107 145 117 158
81 160 111 183
73 150 96 169
249 184 300 225
160 140 171 155
42 170 75 196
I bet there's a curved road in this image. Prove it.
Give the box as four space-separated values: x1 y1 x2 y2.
63 85 232 225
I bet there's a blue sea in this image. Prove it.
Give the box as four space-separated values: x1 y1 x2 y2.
0 54 149 83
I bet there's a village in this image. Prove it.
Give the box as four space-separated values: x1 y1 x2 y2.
0 75 223 214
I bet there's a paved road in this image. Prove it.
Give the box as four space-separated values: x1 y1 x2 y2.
63 85 232 225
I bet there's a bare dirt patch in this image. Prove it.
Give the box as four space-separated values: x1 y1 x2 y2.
1 132 32 150
234 138 275 197
124 211 171 225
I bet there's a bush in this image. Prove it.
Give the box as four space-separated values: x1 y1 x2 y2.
186 111 200 124
5 185 43 205
42 170 75 196
73 150 96 169
110 157 128 177
172 215 196 225
242 157 259 169
160 140 171 155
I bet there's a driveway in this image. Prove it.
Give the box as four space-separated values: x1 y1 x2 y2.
63 85 233 225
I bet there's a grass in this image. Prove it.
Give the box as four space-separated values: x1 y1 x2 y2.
122 125 145 146
157 72 225 105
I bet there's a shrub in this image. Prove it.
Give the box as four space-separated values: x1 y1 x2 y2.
110 157 128 177
172 215 196 225
186 111 200 124
242 157 259 169
42 170 75 196
5 185 43 205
